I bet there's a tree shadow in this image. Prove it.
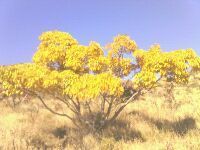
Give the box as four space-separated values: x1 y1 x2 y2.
103 119 146 142
52 127 67 139
51 126 83 148
80 112 146 142
129 111 196 136
51 117 145 145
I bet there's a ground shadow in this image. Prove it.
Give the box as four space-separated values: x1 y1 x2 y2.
51 126 82 148
68 111 146 142
129 111 196 136
51 118 145 144
103 119 145 142
52 127 67 139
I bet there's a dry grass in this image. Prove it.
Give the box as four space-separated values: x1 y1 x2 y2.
0 74 200 149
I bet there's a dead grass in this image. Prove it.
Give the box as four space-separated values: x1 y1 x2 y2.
0 74 200 149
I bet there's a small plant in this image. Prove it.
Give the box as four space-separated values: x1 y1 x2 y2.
0 31 199 131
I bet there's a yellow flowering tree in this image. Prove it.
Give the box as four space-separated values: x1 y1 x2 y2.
0 30 200 130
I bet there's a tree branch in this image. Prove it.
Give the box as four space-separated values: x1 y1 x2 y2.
108 90 141 123
105 97 116 119
101 94 106 114
85 101 92 114
26 90 79 127
54 95 80 115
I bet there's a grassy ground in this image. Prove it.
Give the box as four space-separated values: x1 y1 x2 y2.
0 74 200 149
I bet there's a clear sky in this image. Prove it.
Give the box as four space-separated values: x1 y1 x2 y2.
0 0 200 65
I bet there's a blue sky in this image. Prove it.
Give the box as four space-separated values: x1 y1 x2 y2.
0 0 199 65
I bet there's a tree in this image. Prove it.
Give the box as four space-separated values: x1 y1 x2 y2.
0 30 200 131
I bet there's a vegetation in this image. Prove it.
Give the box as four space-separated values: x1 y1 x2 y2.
0 30 200 149
0 73 199 149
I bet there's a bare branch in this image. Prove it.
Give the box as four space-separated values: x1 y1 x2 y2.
25 90 79 127
85 101 92 114
101 94 106 114
37 95 73 119
105 97 116 119
108 90 141 123
54 96 80 115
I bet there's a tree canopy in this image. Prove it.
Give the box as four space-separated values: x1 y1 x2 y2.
1 31 199 98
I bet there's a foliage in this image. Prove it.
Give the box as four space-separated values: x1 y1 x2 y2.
0 30 200 130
